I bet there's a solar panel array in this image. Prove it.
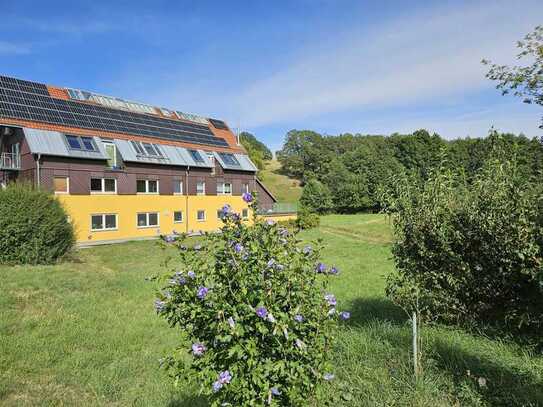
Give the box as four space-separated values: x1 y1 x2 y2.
0 75 229 148
209 118 229 130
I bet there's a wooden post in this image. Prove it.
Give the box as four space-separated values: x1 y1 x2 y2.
412 311 418 377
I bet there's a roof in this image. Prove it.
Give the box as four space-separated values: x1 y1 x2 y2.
22 127 253 170
0 74 244 154
256 178 277 203
213 151 258 172
23 128 108 160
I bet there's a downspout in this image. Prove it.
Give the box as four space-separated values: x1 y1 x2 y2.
185 166 190 234
36 153 41 188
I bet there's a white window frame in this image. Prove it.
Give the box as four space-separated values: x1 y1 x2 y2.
242 208 249 220
136 179 159 194
173 180 183 195
197 210 206 222
90 178 117 194
242 183 250 194
137 212 160 228
196 181 206 196
90 213 118 232
173 211 183 223
217 182 232 196
53 176 70 195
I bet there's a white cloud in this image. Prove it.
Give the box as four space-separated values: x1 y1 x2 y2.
0 41 31 55
232 1 543 128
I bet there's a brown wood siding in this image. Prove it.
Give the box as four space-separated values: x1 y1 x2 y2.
257 181 275 206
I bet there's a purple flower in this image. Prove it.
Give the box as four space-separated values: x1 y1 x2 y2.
329 267 339 275
187 271 196 279
197 286 209 300
266 219 276 226
279 228 289 237
242 192 253 203
192 343 206 356
324 294 337 307
256 307 268 318
339 311 351 320
218 370 232 384
266 259 276 268
294 314 304 323
234 243 244 253
271 387 281 396
227 317 235 328
154 299 166 313
220 204 232 217
315 263 327 273
170 273 186 285
303 245 312 255
212 381 222 392
323 373 335 381
275 263 284 271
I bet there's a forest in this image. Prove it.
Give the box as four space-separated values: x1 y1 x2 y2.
275 129 543 213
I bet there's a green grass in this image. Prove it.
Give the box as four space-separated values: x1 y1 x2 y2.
1 215 542 406
258 159 302 203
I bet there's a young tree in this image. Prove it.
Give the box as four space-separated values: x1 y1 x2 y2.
483 25 543 128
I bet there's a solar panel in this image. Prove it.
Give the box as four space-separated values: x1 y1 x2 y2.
209 118 229 130
0 75 229 148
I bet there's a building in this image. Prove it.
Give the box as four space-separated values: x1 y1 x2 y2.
0 74 292 244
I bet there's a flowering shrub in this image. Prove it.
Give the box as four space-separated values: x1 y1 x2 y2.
154 195 349 405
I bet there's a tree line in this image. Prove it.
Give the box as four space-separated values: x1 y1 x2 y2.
276 129 543 214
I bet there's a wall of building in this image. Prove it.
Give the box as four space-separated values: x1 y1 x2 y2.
58 194 253 243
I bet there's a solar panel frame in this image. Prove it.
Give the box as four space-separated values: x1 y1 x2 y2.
0 75 229 148
209 118 229 130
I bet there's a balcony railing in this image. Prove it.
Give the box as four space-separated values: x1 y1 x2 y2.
0 153 20 170
257 202 298 215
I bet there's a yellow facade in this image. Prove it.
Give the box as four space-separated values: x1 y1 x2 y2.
57 194 253 244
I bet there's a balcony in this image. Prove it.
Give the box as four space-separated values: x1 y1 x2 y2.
0 153 21 170
257 202 298 215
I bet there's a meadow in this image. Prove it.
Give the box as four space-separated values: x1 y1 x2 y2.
1 214 542 406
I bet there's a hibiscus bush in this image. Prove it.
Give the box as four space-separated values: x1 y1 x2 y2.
153 193 349 406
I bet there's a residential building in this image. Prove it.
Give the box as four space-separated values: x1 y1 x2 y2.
0 74 288 244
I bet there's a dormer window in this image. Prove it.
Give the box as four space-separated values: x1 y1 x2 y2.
130 140 165 158
65 135 98 152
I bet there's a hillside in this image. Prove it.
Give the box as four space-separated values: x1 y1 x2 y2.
258 159 302 203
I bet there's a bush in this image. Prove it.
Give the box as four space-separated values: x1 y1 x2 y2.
300 178 333 214
296 206 320 230
383 149 543 335
0 183 74 264
154 196 348 406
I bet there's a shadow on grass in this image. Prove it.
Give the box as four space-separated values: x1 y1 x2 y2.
167 394 208 407
432 338 543 405
347 296 407 327
344 296 543 405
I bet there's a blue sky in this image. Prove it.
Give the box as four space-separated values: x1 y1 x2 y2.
1 0 541 152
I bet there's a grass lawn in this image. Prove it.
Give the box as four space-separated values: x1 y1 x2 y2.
258 159 302 204
1 214 542 406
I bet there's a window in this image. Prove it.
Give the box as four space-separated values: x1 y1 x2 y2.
189 149 205 164
65 135 97 152
131 140 145 155
173 211 183 223
218 152 241 167
173 180 183 195
207 152 215 174
137 179 159 194
217 182 232 195
53 177 69 194
242 208 249 220
91 214 117 231
197 210 206 221
242 183 250 194
131 141 165 158
90 178 116 193
196 181 205 195
103 142 117 168
137 212 159 228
